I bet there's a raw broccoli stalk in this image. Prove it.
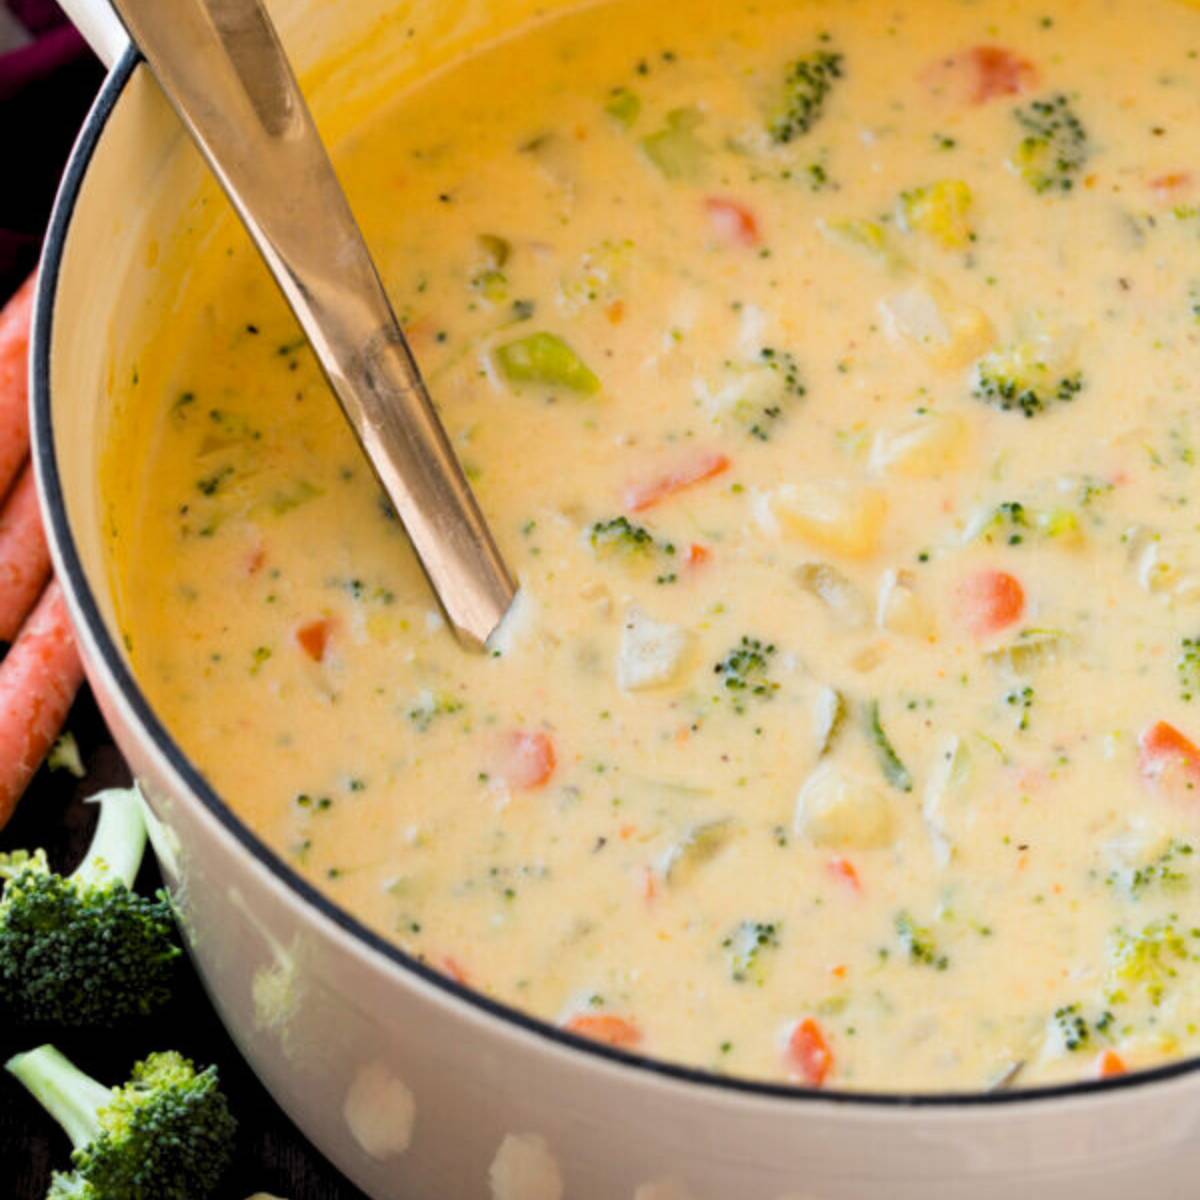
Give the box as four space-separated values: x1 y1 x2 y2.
0 788 180 1026
7 1045 236 1199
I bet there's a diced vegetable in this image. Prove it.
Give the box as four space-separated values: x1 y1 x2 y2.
1095 1048 1127 1078
794 762 896 849
625 451 730 512
604 86 641 127
659 818 734 885
786 1017 834 1086
724 919 781 984
866 700 913 792
1011 93 1090 195
295 617 334 663
959 569 1025 637
1138 720 1200 791
925 45 1037 105
826 855 861 892
640 107 707 180
564 1012 642 1048
500 730 557 790
870 410 970 478
812 685 847 756
897 180 974 249
767 481 887 559
495 332 600 394
704 196 762 247
797 562 868 627
768 49 845 143
617 606 691 691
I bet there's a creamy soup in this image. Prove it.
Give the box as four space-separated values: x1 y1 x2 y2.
107 0 1200 1091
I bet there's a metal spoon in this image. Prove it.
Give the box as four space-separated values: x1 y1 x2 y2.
70 0 516 649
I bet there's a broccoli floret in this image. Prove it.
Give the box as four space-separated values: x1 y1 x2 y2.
971 343 1084 418
722 919 781 984
589 515 657 555
0 788 179 1026
1109 918 1193 1005
713 636 778 710
1179 636 1200 702
1011 93 1089 194
769 48 844 143
7 1045 235 1199
895 910 948 970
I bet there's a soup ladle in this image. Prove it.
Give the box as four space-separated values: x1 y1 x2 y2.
58 0 517 650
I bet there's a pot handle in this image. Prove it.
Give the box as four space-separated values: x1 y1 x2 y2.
57 0 129 70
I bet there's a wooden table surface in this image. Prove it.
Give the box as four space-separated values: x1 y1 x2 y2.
0 688 369 1199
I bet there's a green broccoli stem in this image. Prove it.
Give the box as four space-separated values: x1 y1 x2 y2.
72 788 148 890
7 1045 111 1150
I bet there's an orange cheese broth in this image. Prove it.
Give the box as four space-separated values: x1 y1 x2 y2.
107 0 1200 1090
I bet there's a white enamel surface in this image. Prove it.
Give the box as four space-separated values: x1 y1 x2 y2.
33 0 1200 1195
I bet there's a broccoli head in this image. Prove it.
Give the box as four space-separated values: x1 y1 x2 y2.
971 341 1084 418
768 48 844 144
8 1044 236 1200
1011 93 1089 194
0 787 180 1026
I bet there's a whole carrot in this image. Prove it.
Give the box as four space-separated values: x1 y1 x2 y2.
0 272 36 503
0 580 84 829
0 462 51 643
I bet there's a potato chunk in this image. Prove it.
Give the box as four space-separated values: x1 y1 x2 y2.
617 606 691 690
770 482 887 559
793 761 896 849
870 410 969 479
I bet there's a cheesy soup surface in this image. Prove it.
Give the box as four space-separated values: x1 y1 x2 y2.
110 0 1200 1091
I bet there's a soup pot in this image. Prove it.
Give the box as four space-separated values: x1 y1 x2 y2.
31 2 1200 1196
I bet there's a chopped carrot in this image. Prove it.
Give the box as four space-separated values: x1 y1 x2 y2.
1095 1048 1127 1079
0 581 84 830
295 617 334 662
0 273 36 502
787 1017 834 1086
501 730 556 790
925 45 1037 105
625 451 731 513
0 463 50 643
959 569 1024 637
1150 172 1191 200
605 299 626 325
440 955 471 986
704 196 761 247
827 855 862 893
642 866 658 901
1138 720 1200 791
685 542 712 568
565 1013 642 1049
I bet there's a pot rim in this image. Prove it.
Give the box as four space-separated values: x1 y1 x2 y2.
31 45 1200 1111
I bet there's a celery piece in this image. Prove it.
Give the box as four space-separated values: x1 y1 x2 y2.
604 86 642 128
640 107 707 181
495 332 600 394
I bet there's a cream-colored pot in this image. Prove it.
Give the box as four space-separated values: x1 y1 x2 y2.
30 2 1200 1197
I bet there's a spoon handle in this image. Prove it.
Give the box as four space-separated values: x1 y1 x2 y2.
107 0 516 649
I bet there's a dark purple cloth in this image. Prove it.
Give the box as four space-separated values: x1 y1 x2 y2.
0 1 101 296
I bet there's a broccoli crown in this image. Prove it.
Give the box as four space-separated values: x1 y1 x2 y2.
589 515 657 554
769 49 844 144
1012 93 1089 194
61 1052 236 1200
713 635 778 710
0 860 179 1026
971 343 1084 418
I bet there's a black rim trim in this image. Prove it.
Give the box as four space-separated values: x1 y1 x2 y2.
31 47 1200 1110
